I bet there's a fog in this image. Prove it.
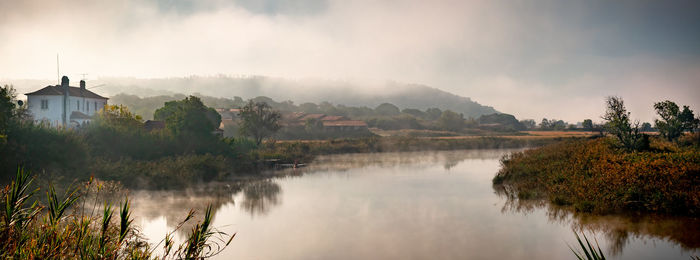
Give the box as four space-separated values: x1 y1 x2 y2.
1 0 699 122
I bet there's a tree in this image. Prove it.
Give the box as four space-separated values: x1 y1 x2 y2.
478 113 526 131
679 106 699 133
239 101 281 145
374 103 400 116
539 118 550 130
520 119 536 129
0 85 17 140
582 119 593 130
154 96 221 137
94 105 143 131
402 108 427 119
640 122 653 132
425 108 442 120
603 96 644 149
437 110 465 132
654 100 698 141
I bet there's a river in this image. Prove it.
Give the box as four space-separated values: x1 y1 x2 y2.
128 149 699 259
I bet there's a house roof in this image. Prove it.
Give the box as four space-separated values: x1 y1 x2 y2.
300 114 326 120
320 115 345 121
322 120 368 127
25 85 108 100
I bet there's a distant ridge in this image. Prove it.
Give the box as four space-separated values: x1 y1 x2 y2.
9 76 498 119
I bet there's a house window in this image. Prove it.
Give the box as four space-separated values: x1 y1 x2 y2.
41 100 48 109
77 100 80 110
95 101 97 111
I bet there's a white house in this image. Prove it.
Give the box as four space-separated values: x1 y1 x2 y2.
25 76 108 128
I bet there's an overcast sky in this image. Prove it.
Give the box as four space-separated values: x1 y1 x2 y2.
1 0 698 122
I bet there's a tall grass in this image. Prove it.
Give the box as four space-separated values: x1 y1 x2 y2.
0 167 235 259
568 231 606 260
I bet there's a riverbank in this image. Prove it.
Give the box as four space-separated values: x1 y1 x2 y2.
493 135 700 215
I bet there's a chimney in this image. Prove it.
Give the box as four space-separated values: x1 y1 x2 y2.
61 76 69 88
80 80 86 90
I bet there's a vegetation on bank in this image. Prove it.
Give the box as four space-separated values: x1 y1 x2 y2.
493 136 699 214
0 168 233 259
493 97 700 215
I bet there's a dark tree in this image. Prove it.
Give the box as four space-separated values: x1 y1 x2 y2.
437 110 465 132
582 119 593 130
603 96 644 149
654 100 698 141
154 96 221 137
520 119 536 129
239 101 281 145
374 103 400 116
425 108 442 120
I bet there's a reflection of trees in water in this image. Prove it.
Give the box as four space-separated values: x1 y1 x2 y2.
494 184 700 255
129 178 283 236
283 149 520 174
240 180 282 217
129 183 244 232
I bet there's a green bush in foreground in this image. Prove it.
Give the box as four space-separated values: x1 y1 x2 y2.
0 168 234 259
493 137 700 215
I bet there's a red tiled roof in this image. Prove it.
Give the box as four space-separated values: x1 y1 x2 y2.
300 114 326 120
322 120 368 127
25 85 108 99
320 115 345 121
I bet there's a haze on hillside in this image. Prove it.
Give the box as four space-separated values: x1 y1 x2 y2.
1 0 699 123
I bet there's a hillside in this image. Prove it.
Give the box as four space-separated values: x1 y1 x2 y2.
8 76 497 119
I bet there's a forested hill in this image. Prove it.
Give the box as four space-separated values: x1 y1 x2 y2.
9 76 497 119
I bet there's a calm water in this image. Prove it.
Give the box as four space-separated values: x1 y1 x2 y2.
130 149 699 259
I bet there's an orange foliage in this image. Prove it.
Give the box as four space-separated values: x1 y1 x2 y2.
494 137 700 215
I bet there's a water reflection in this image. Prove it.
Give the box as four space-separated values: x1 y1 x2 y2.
240 180 282 217
494 184 700 256
278 149 515 175
130 149 697 259
129 179 283 234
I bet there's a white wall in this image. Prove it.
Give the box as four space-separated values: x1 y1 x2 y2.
26 94 108 127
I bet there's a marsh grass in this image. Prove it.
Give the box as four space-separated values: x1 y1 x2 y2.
0 168 235 259
494 137 700 214
568 231 606 260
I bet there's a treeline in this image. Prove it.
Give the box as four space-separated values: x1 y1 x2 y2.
112 93 526 134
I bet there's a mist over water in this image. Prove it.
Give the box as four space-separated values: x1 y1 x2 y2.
129 150 699 259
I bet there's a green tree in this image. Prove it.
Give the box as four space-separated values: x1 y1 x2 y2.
520 119 536 129
437 110 465 132
374 103 400 116
0 85 17 141
94 105 143 131
425 108 442 121
239 101 281 144
154 96 221 137
603 96 644 149
582 119 593 130
654 100 698 141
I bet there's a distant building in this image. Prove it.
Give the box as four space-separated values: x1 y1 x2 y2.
25 76 108 128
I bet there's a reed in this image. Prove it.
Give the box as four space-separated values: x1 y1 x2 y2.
0 167 235 259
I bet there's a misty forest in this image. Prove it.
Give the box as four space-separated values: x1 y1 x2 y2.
1 1 699 259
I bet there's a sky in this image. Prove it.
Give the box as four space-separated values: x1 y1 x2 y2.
0 0 699 122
